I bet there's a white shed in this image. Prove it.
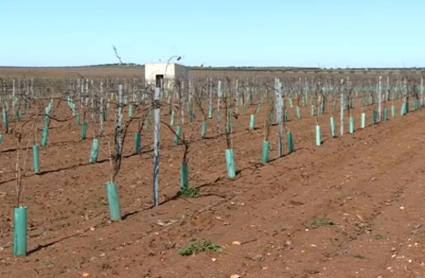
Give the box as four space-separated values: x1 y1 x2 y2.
144 63 189 87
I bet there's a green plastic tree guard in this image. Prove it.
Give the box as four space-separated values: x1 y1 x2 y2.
33 144 40 174
106 182 121 221
329 116 336 138
134 132 142 154
170 110 175 126
349 116 355 134
81 122 88 140
401 102 409 116
0 133 3 144
41 127 49 147
128 104 134 118
257 102 262 112
44 105 52 125
391 105 396 119
89 138 100 163
2 110 8 132
373 111 378 124
287 132 295 154
180 162 189 191
44 116 49 128
175 126 183 145
13 207 27 257
296 106 301 119
225 149 237 179
102 110 107 122
360 112 366 128
383 107 388 121
201 122 208 138
315 125 321 146
261 141 270 163
249 114 255 130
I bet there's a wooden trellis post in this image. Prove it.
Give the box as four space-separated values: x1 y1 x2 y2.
420 76 424 107
378 76 382 122
235 80 240 115
115 85 124 159
153 86 161 207
100 82 105 133
340 79 345 136
208 78 213 119
12 80 16 120
217 80 222 112
275 78 284 157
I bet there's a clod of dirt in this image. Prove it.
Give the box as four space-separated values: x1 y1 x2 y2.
309 218 335 229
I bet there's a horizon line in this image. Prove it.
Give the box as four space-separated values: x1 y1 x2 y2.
1 64 425 71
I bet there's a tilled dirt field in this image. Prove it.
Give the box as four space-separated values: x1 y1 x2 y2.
1 101 425 278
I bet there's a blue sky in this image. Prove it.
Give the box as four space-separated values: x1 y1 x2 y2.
0 1 424 67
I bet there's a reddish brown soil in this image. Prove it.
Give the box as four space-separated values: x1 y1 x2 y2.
1 100 425 278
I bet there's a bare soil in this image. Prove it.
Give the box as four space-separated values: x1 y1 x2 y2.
0 96 425 278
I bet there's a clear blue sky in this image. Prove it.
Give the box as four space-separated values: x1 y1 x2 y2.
1 1 424 67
